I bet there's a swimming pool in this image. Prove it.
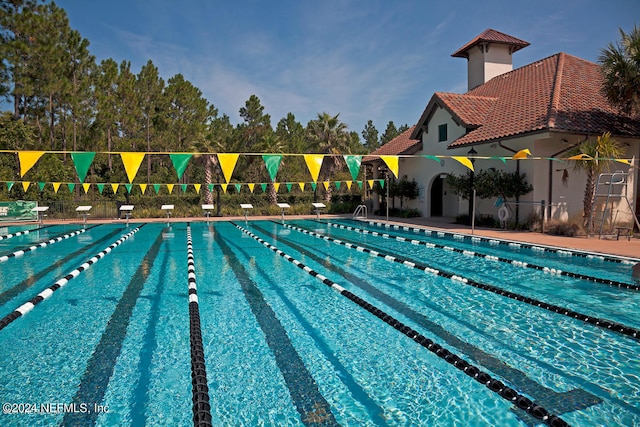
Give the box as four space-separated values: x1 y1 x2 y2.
0 219 638 426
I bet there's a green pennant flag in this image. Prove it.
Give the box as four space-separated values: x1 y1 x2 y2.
153 184 161 194
489 156 508 164
67 183 75 193
170 153 192 180
262 155 283 182
335 181 341 190
125 183 133 193
207 183 214 192
356 180 363 189
378 179 385 188
97 183 105 194
286 182 292 192
6 182 14 191
71 152 96 183
181 183 188 193
234 183 242 193
343 155 362 181
311 182 317 191
38 182 45 191
261 183 267 192
424 155 441 163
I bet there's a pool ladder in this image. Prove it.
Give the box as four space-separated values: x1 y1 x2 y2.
353 204 367 219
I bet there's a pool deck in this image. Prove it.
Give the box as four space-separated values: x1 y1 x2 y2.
14 214 640 260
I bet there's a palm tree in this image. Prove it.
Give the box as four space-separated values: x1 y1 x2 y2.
570 132 624 227
599 25 640 118
306 112 351 201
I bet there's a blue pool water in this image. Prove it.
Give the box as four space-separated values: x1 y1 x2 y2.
0 219 638 426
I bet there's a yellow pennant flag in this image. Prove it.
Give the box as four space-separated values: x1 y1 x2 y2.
345 181 352 190
615 158 632 165
22 181 31 192
568 153 592 161
512 148 531 160
18 151 45 177
120 152 146 183
111 183 119 194
82 183 91 193
298 182 305 191
52 182 62 193
304 154 324 183
273 182 280 192
380 155 399 178
367 179 374 189
453 156 475 172
139 184 147 194
220 183 228 194
322 181 330 191
217 154 239 183
247 183 255 193
167 184 174 194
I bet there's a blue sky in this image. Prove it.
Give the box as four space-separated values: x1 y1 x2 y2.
57 0 639 136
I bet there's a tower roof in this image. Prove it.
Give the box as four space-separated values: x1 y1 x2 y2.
451 29 530 58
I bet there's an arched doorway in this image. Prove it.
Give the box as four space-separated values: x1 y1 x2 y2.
430 175 444 216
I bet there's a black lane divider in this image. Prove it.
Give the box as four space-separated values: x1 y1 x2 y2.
0 225 99 263
234 223 572 427
216 226 339 427
62 227 162 427
324 221 640 291
252 223 605 421
0 224 52 241
360 219 638 265
0 225 144 332
186 224 213 427
0 225 118 307
284 223 640 342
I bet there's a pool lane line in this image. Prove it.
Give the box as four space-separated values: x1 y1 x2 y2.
0 225 144 332
0 225 99 263
232 225 392 426
357 219 639 265
284 222 640 342
322 221 640 291
186 224 214 427
233 223 572 427
217 225 339 427
0 224 53 241
62 226 163 427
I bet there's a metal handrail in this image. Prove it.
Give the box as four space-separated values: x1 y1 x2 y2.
353 204 367 219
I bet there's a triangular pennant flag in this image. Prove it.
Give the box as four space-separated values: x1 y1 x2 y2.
82 183 91 193
345 181 352 190
125 183 133 193
452 156 475 172
615 158 632 165
167 184 174 194
68 183 75 192
322 181 330 191
18 151 45 177
52 182 61 193
512 149 531 160
120 152 145 183
380 155 399 178
110 183 119 194
194 184 201 194
367 179 374 189
261 183 267 193
286 183 293 192
180 184 187 193
139 183 147 194
169 153 192 180
343 155 362 181
37 182 45 191
311 182 317 191
6 182 14 191
71 152 96 183
489 156 508 164
424 155 441 163
207 184 214 192
568 153 593 161
96 183 105 194
273 182 280 192
220 183 228 194
22 182 30 192
298 182 305 191
153 184 161 194
356 181 363 189
234 183 242 193
217 153 239 183
335 181 341 190
378 179 385 188
262 155 283 182
304 154 324 183
247 183 255 193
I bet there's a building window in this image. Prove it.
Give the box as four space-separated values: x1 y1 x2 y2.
438 124 447 142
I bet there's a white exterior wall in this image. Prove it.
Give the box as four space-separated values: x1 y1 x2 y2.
467 44 513 91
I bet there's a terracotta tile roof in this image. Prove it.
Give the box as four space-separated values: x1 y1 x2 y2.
364 126 420 160
411 52 640 148
451 29 530 58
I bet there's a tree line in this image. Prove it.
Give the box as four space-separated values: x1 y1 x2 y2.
0 0 408 205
